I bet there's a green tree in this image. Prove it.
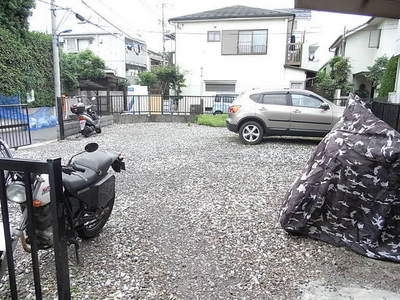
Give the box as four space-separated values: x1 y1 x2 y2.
330 56 352 93
0 0 35 36
314 70 335 99
315 56 352 98
61 50 106 93
153 66 186 96
137 66 186 96
366 56 388 92
137 71 158 87
379 56 399 98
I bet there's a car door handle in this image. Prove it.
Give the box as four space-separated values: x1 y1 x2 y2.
293 109 301 114
259 107 267 111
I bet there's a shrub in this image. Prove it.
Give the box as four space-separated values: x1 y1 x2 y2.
379 56 399 98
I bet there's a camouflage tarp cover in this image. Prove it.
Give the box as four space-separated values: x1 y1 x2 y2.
280 98 400 262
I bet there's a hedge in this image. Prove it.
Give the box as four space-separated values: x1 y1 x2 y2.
0 27 54 107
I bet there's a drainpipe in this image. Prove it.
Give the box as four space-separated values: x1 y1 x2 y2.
200 66 204 96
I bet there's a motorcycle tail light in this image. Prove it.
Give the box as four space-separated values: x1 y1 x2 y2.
32 200 42 208
79 116 86 120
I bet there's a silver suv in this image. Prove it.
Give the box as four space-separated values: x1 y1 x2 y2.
226 89 345 145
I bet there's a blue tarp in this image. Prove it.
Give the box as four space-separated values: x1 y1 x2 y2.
0 95 58 130
29 107 58 130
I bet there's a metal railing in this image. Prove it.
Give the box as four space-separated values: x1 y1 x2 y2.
96 95 238 115
0 105 31 148
0 157 70 299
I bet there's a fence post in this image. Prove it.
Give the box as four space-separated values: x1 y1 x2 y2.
106 89 111 114
123 88 128 112
0 170 18 300
57 97 65 140
47 158 71 300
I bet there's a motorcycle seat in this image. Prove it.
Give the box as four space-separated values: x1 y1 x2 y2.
62 165 98 193
73 151 118 176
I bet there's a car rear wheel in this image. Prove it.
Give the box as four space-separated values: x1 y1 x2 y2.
239 121 264 145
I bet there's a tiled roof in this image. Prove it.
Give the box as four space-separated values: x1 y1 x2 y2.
169 5 294 22
274 8 311 19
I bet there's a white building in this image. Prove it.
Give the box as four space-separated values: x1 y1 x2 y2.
329 17 400 97
61 30 148 84
169 6 321 96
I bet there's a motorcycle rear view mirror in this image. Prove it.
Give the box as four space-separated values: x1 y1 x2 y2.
85 143 98 153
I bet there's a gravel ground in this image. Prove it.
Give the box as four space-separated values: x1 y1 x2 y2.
0 123 399 299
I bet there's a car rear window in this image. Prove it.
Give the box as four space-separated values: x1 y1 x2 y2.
262 94 287 105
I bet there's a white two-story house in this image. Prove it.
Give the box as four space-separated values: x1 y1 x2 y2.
61 30 148 85
329 17 400 97
169 5 318 96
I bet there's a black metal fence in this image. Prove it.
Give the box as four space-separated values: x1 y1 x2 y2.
94 95 237 115
0 157 70 299
0 105 31 148
372 101 400 132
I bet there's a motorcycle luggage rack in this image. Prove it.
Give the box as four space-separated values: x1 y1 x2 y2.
0 157 71 300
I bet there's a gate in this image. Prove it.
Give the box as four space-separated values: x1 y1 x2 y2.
0 157 70 299
371 101 400 132
0 104 32 148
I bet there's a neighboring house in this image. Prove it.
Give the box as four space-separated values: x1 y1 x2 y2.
61 31 148 85
169 5 320 96
147 50 164 70
329 17 400 97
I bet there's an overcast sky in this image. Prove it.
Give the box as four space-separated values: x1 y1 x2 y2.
29 0 370 63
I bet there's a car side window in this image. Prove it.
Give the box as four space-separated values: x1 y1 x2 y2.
262 94 288 105
291 94 322 108
250 93 262 102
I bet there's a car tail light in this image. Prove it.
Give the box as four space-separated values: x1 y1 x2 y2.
228 105 241 113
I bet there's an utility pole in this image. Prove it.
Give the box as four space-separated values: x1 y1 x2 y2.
161 2 166 65
50 0 65 140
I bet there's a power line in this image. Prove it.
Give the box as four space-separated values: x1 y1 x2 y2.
36 0 126 40
81 0 143 42
95 0 144 37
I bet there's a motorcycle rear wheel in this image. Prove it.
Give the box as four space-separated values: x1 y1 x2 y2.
81 126 92 138
77 197 115 239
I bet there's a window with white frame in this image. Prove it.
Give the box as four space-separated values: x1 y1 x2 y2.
205 82 236 92
207 31 220 42
368 29 381 48
221 29 268 55
64 38 92 52
65 39 78 52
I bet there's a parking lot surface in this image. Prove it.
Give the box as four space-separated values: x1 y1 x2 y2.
1 123 399 299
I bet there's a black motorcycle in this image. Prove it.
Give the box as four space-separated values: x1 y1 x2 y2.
1 141 125 274
71 97 101 137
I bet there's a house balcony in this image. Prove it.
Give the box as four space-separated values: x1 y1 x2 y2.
286 42 303 66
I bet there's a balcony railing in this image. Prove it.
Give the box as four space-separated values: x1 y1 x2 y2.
286 42 302 66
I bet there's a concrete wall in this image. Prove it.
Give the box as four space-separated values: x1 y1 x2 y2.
283 67 307 88
114 114 196 124
60 115 114 138
175 17 306 95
